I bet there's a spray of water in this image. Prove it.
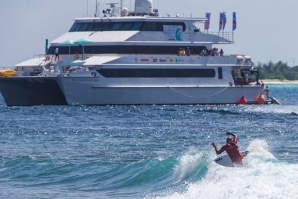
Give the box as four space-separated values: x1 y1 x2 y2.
153 140 298 199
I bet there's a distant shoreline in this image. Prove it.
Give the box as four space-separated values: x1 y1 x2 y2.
261 79 298 84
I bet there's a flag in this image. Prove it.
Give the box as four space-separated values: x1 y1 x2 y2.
45 39 48 53
219 13 223 31
233 12 237 31
204 13 211 30
222 12 227 31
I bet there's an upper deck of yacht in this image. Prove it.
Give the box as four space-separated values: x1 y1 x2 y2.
46 0 235 56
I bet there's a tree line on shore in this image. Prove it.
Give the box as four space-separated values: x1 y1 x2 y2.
256 61 298 80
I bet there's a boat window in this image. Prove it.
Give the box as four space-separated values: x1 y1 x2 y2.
79 23 89 31
75 23 83 31
69 22 186 32
156 23 164 31
101 22 111 31
93 22 101 31
131 22 143 30
69 23 77 32
218 67 223 79
120 22 133 30
111 23 122 30
86 23 94 31
48 45 206 55
151 23 157 31
97 69 215 78
71 23 82 32
141 22 152 31
141 22 185 31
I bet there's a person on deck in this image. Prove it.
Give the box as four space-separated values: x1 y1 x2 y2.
211 131 244 165
75 53 80 60
200 49 206 56
181 48 186 56
231 70 236 80
219 49 224 56
244 72 248 83
178 48 182 56
241 70 245 79
263 86 270 99
54 47 59 61
186 47 191 56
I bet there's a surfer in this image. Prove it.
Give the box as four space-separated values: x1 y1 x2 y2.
211 131 244 165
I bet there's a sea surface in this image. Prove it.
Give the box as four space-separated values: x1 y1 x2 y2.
0 84 297 199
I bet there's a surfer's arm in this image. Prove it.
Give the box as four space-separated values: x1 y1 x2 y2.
226 131 237 141
211 142 224 155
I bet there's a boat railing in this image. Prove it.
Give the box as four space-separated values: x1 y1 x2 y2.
51 53 253 66
42 54 94 61
32 54 51 61
204 31 234 42
0 66 14 70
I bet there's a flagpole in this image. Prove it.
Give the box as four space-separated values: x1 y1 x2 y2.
232 12 236 41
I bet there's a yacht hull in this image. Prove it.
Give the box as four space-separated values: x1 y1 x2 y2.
0 76 264 106
64 85 263 105
0 77 67 106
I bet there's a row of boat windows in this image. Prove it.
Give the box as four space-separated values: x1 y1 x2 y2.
69 22 186 32
48 46 205 55
97 69 216 78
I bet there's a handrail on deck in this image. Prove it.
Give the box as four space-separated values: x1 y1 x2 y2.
204 31 234 42
0 67 14 70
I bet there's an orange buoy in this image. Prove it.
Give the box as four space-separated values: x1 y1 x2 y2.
257 95 265 104
239 96 247 104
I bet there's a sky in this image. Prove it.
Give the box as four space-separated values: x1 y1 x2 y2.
1 0 298 67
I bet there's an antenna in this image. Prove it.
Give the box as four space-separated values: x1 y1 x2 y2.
95 0 98 17
87 0 89 17
94 0 100 16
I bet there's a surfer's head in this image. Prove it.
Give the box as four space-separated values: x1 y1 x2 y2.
226 137 232 143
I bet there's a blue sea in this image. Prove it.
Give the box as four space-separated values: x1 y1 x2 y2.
0 84 297 199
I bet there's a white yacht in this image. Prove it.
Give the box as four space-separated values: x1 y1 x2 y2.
0 0 275 106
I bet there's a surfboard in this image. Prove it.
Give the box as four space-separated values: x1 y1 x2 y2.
271 97 281 105
214 151 249 167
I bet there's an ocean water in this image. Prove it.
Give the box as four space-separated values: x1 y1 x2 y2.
0 84 297 199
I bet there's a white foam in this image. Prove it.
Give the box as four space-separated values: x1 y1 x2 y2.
173 148 206 183
242 105 298 115
153 140 298 199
